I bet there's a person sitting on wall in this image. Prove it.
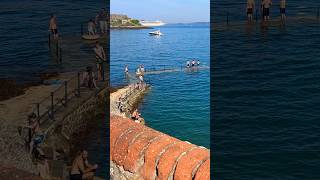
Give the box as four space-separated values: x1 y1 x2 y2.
70 150 98 180
131 109 141 121
82 66 97 89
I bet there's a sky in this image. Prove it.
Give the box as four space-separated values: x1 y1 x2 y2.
110 0 210 23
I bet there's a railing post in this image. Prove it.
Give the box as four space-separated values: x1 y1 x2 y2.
59 48 62 63
317 7 319 21
64 81 68 106
255 9 258 22
48 34 51 49
51 92 54 120
77 72 81 97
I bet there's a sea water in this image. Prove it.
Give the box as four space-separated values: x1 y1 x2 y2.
213 0 320 179
111 24 210 148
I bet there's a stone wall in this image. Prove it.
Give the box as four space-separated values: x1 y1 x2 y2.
0 122 36 174
110 115 210 180
61 96 98 140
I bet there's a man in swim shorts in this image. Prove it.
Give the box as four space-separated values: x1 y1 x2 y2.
280 0 286 21
186 61 190 68
262 0 272 21
247 0 255 22
70 150 98 180
49 14 58 39
93 41 106 81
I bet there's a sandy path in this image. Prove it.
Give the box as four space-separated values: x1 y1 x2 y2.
0 72 76 126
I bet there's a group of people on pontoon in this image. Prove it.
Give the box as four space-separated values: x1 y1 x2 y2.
186 59 200 68
87 8 108 36
124 64 146 83
246 0 286 22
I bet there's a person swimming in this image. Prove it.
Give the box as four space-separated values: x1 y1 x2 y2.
70 150 98 180
49 14 58 39
197 60 200 66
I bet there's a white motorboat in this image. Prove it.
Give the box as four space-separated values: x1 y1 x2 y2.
149 30 163 36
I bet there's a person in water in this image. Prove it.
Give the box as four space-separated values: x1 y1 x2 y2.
197 60 200 66
192 60 196 67
247 0 255 22
124 65 129 73
186 61 190 68
140 65 145 74
93 41 106 81
280 0 286 21
87 19 96 35
49 14 58 39
262 0 272 21
70 150 98 180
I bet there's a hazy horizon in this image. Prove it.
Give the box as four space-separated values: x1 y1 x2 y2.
111 0 209 24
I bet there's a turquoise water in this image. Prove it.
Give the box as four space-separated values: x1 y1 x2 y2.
111 25 210 148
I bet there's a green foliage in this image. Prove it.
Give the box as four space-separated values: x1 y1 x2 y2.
130 19 141 25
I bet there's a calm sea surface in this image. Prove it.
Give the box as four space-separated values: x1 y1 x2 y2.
213 0 320 179
111 25 210 148
0 0 107 178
